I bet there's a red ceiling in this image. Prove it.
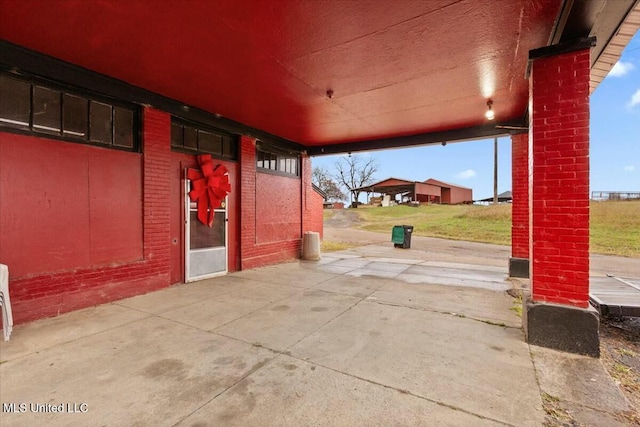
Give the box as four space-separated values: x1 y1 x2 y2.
0 0 561 146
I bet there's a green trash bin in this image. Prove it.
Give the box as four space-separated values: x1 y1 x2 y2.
392 225 413 249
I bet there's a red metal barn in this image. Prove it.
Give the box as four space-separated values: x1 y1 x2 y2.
424 179 473 204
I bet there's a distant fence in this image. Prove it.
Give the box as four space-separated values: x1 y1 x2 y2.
591 191 640 201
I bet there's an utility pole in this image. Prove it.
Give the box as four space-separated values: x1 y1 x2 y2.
493 137 498 205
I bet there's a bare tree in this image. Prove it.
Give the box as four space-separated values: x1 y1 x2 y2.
312 166 345 201
334 155 378 208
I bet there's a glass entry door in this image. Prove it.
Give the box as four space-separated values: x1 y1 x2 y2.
185 171 227 282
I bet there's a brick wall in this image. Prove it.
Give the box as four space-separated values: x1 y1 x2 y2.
529 48 590 308
2 108 319 326
511 132 529 259
4 107 172 324
256 173 301 243
307 190 325 240
142 108 172 273
301 155 324 239
239 136 303 269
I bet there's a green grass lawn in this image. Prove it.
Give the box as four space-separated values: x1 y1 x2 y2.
590 201 640 257
354 201 640 257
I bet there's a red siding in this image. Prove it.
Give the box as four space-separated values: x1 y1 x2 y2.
374 178 414 187
169 152 239 284
441 187 451 204
2 107 172 324
0 133 143 277
511 133 529 259
1 135 91 275
89 149 144 265
448 186 472 204
423 178 472 204
529 48 590 308
415 183 440 197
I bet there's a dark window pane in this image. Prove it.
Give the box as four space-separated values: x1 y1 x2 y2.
90 101 112 144
222 136 232 157
190 211 225 249
256 149 264 168
33 86 61 134
113 107 133 148
62 94 88 138
171 123 183 147
215 135 224 155
0 76 31 129
184 126 198 149
198 130 222 154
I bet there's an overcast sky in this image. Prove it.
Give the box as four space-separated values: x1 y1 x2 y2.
312 31 640 201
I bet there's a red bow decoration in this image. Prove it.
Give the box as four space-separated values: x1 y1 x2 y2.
188 154 231 227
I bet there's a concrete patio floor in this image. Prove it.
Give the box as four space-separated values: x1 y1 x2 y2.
0 244 632 426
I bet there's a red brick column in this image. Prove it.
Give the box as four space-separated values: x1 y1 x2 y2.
239 135 257 270
529 48 590 308
300 154 312 232
301 154 324 239
142 107 172 280
509 132 529 277
523 40 598 357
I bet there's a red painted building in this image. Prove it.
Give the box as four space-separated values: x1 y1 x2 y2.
1 0 638 356
357 177 472 204
424 179 473 204
0 105 324 324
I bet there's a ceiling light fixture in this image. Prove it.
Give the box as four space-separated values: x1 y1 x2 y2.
485 100 495 120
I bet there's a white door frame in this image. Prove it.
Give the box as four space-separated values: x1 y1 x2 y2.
184 168 228 282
